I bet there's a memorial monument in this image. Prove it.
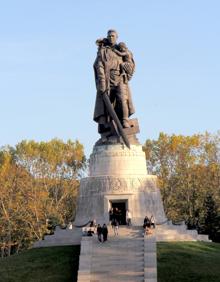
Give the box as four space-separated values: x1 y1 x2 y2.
74 30 167 225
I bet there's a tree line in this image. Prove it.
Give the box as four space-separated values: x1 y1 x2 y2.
143 132 220 242
1 132 220 257
0 139 86 257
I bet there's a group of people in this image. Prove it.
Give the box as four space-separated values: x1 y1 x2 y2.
143 215 156 234
109 208 132 226
108 208 132 235
84 220 109 243
83 212 156 242
96 223 108 243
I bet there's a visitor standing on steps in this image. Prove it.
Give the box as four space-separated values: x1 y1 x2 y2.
112 219 119 235
114 207 121 224
97 224 102 242
126 209 132 226
109 208 113 225
143 216 151 229
150 214 156 229
143 215 153 235
102 224 108 242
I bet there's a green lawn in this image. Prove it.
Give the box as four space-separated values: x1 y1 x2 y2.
158 242 220 282
1 242 220 282
0 245 80 282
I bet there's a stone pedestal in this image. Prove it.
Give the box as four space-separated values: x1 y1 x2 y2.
75 144 167 226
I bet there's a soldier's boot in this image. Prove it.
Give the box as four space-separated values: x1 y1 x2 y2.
122 100 130 128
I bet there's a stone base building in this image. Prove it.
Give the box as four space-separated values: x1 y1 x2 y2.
75 143 167 226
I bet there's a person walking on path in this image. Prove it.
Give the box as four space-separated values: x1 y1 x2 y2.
97 224 102 242
102 224 108 242
112 219 119 236
126 209 132 226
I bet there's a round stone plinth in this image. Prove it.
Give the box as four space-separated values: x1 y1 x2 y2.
89 144 147 177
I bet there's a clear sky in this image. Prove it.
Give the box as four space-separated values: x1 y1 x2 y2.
0 0 219 157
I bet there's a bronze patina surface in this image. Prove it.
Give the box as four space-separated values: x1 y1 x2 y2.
93 30 139 146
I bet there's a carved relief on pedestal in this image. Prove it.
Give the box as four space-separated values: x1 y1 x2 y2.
75 173 166 225
79 175 159 195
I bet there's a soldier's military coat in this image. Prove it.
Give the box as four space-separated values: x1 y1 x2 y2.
93 44 135 125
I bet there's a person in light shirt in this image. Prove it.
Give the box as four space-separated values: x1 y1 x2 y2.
126 209 132 226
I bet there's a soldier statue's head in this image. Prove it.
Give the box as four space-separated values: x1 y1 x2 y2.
107 29 118 46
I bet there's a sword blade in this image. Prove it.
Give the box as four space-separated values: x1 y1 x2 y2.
102 92 130 149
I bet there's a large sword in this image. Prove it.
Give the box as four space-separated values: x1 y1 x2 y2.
102 92 130 149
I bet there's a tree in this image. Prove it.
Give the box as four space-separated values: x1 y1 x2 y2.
0 139 86 256
14 139 86 224
199 193 220 241
143 132 220 240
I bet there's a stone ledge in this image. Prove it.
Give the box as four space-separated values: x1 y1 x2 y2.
144 234 157 281
77 237 93 282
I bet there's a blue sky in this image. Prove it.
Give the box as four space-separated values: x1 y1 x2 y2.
0 1 219 157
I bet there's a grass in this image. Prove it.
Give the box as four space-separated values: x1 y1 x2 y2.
157 242 220 282
1 242 220 282
0 245 80 282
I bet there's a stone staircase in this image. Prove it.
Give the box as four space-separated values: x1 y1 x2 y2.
90 226 144 282
32 223 211 282
155 224 210 242
78 226 158 282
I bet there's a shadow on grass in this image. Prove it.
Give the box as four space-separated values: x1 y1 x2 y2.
0 245 80 282
158 242 220 282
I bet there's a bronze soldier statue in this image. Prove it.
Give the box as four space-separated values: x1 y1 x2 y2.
93 30 139 146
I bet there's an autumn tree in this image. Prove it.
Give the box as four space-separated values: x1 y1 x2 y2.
0 148 47 256
143 132 220 240
14 139 86 223
0 139 86 256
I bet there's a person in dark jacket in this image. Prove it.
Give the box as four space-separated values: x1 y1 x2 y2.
102 224 108 242
109 208 113 225
97 224 102 242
